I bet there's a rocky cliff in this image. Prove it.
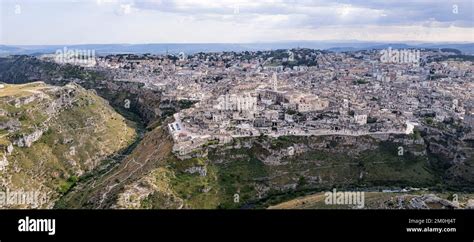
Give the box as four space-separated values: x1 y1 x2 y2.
0 56 176 126
0 56 471 209
0 82 136 208
112 128 472 209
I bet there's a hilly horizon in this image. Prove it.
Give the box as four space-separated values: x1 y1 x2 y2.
1 41 474 56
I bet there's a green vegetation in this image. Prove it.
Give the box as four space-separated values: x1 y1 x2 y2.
58 176 78 194
424 117 434 125
140 133 446 209
0 83 137 208
367 116 377 123
178 99 197 109
353 79 369 85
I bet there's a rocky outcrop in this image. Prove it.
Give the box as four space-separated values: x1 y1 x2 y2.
184 166 207 177
6 143 13 154
0 56 164 126
114 168 184 209
467 199 474 209
0 119 21 132
0 82 137 208
0 154 8 171
421 125 474 189
14 128 47 148
408 194 459 209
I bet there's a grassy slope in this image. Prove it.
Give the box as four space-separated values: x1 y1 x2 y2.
55 123 172 209
137 134 440 209
0 82 137 208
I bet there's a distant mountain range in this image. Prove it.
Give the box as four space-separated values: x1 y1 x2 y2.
1 41 473 56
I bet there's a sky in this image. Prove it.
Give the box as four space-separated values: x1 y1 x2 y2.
0 0 473 45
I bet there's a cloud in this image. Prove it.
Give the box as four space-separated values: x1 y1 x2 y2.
2 0 471 44
118 3 133 15
123 0 473 28
96 0 120 5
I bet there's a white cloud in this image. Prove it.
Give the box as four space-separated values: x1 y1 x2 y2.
96 0 119 5
128 0 473 28
119 3 132 14
1 0 472 44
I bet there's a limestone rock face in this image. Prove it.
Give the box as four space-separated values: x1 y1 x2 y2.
0 144 13 171
6 144 13 154
0 119 21 131
184 166 207 177
0 154 8 171
0 82 137 208
14 128 46 148
466 199 474 209
401 194 460 209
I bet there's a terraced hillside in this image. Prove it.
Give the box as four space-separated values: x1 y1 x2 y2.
0 82 137 208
